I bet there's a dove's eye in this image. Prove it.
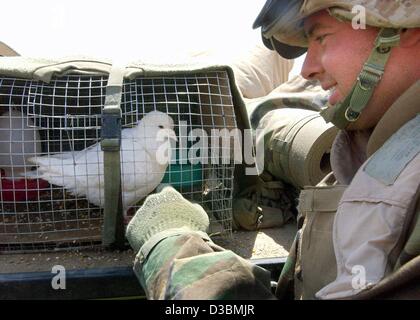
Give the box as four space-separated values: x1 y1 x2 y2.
158 125 164 129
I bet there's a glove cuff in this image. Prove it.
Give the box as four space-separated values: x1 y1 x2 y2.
135 227 212 264
125 186 210 252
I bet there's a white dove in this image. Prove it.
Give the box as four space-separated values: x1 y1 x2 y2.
26 111 177 222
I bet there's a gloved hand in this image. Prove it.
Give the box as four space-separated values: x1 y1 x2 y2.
125 185 210 252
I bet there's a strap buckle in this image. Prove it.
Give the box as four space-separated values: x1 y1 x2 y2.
345 107 360 122
101 107 121 151
375 29 401 53
357 63 384 91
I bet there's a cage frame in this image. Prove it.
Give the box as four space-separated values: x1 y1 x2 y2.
0 57 254 252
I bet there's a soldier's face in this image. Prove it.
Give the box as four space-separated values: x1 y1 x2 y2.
301 11 394 130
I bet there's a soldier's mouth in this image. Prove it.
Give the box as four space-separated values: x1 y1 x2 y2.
328 88 341 106
325 85 340 106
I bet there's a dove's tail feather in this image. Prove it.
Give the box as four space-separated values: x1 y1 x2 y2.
22 168 42 179
28 154 75 167
24 156 77 188
46 152 76 160
29 170 80 196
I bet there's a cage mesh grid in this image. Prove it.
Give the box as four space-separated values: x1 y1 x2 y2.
0 71 237 252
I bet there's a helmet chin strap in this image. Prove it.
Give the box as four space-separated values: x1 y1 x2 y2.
320 28 401 130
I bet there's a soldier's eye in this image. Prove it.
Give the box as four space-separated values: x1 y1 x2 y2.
316 34 330 44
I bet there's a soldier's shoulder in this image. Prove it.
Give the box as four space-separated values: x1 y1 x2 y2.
364 115 420 186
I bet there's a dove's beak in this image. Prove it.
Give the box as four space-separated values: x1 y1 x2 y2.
152 127 178 142
166 128 178 142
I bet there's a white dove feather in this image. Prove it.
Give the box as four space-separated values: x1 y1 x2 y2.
26 111 176 220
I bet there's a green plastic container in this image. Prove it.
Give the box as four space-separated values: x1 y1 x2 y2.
161 150 203 188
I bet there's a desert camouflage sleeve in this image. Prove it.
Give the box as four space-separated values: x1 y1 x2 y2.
132 231 276 300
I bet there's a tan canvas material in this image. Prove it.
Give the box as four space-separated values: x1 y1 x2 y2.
294 180 347 299
246 75 328 129
232 172 296 230
0 56 251 152
0 41 19 56
190 44 293 99
230 44 294 99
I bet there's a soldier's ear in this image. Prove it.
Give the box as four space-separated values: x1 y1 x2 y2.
399 28 420 48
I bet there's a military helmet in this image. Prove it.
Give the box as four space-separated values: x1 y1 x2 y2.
253 0 420 59
253 0 420 129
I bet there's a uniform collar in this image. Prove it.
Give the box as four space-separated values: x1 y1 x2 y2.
367 81 420 158
330 80 420 185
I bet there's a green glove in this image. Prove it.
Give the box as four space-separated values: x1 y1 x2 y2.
125 186 210 252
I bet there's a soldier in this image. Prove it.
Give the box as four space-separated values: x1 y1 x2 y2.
126 0 420 299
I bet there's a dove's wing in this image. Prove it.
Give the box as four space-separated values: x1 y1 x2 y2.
69 144 105 206
120 132 150 207
119 124 171 209
27 112 173 210
28 140 106 207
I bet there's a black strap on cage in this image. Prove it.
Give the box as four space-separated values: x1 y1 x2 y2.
101 64 125 248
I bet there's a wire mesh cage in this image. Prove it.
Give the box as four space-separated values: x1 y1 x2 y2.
0 68 239 252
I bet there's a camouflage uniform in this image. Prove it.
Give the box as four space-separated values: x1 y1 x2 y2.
126 0 420 299
134 232 275 299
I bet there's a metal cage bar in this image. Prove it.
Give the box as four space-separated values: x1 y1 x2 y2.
0 71 236 252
